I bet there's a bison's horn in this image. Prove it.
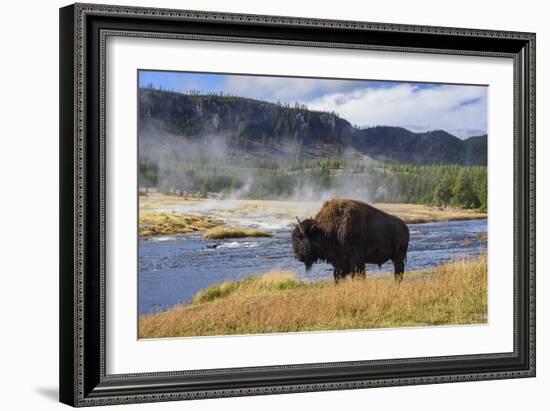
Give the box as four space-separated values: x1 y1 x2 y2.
295 216 305 235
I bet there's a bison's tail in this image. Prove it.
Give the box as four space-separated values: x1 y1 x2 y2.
401 243 409 266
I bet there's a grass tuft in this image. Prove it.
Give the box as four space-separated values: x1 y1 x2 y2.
192 271 307 304
139 211 220 237
193 281 241 304
203 226 273 240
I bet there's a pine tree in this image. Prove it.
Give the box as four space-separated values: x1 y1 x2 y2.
453 170 477 208
433 175 453 208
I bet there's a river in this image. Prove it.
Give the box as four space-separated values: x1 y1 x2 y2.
139 218 487 315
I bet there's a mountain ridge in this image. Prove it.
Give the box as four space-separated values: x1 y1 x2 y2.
138 88 487 166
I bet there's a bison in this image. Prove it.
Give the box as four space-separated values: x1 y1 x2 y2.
292 199 409 282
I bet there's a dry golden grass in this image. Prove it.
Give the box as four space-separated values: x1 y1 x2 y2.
139 190 208 210
139 255 487 338
372 203 487 224
138 192 487 225
139 211 220 237
203 226 273 240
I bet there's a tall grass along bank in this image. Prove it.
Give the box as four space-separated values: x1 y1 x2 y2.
139 255 487 338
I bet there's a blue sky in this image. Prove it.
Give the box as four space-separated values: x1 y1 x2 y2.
139 70 487 138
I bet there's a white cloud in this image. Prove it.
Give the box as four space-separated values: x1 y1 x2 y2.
221 76 357 102
219 75 487 138
302 84 487 138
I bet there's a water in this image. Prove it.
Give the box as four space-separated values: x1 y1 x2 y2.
139 218 487 315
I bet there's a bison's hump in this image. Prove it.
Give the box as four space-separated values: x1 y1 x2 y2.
316 198 375 219
315 198 407 229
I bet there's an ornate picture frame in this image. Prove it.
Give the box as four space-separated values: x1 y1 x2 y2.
59 3 535 407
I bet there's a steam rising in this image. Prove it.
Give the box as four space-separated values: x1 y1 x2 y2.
138 127 388 203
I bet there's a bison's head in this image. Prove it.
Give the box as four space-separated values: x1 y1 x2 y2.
292 217 323 272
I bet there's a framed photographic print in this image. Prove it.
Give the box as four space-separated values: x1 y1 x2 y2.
59 3 536 407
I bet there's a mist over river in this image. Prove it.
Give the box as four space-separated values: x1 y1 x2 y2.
139 218 487 315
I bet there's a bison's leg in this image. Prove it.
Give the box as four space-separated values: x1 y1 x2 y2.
351 261 366 279
353 269 366 279
333 261 352 282
341 261 354 280
333 267 343 283
393 258 405 282
349 252 366 279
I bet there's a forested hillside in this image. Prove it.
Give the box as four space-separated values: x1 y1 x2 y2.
138 88 487 166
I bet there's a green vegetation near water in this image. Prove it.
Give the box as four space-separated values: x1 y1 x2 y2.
140 159 487 212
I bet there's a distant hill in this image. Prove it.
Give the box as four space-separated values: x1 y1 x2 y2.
355 127 487 166
138 88 487 166
462 134 488 166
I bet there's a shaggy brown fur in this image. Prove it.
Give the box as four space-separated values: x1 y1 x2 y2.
292 199 409 281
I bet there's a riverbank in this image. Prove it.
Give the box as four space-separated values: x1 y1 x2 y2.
139 211 220 237
139 254 487 338
139 211 274 238
138 192 487 238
